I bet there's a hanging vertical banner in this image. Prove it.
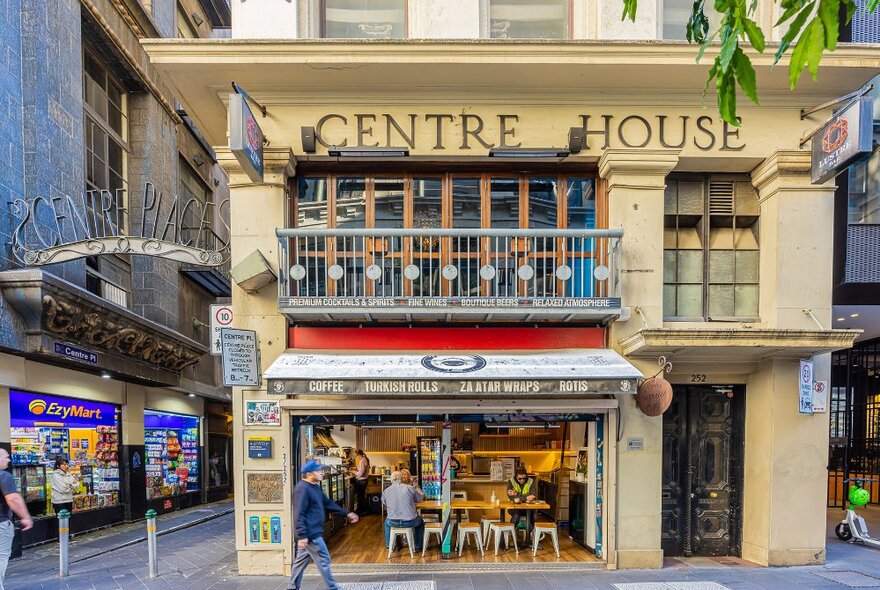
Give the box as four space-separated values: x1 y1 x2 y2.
799 359 814 415
229 93 264 183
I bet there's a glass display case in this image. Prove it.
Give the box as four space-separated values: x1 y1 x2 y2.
417 436 441 500
144 410 200 499
12 465 47 505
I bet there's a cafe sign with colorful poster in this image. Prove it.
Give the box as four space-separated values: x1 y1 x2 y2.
245 400 281 426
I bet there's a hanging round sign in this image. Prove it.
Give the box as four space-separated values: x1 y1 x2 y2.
636 378 673 417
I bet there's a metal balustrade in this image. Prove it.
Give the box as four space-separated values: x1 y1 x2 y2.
276 228 622 311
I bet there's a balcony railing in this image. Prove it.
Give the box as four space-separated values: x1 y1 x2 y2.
276 228 623 322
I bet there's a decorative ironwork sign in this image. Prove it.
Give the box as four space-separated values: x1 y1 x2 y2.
43 294 201 371
9 182 229 267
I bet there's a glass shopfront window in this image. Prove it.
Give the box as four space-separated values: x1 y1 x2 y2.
144 410 201 499
848 150 880 224
9 390 121 516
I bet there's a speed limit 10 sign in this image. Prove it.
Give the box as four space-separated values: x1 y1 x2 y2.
211 304 234 355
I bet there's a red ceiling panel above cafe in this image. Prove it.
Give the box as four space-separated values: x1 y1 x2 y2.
289 327 606 350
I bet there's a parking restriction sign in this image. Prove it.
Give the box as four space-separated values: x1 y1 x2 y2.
211 304 234 355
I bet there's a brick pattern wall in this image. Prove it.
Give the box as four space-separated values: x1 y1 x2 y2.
0 0 24 264
19 0 86 286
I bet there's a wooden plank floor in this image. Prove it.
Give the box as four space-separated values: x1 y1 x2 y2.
327 514 602 564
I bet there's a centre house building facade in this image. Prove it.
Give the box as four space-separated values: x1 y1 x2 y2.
144 0 875 575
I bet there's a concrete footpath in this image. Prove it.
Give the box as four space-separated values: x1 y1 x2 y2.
4 503 880 590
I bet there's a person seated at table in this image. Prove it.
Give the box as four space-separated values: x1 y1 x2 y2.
382 469 425 552
506 467 536 529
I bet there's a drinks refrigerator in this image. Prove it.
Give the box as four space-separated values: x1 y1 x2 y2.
417 436 441 500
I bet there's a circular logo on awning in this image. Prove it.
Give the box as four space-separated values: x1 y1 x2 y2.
421 355 487 374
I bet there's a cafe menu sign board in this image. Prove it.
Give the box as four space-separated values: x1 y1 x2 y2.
811 97 873 184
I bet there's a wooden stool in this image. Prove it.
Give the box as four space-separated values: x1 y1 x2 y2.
387 526 415 559
457 522 485 557
480 517 500 548
422 522 443 556
532 522 560 557
486 522 519 555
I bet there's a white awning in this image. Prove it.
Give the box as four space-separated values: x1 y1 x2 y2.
265 349 642 397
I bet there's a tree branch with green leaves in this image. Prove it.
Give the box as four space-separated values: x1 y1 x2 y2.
621 0 873 126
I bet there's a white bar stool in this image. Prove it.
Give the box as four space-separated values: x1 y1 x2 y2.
422 522 444 556
457 522 485 557
480 517 500 548
486 522 519 555
387 526 415 559
532 522 560 557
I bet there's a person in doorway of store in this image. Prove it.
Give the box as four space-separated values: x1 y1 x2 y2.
507 466 536 531
50 458 78 515
1 448 33 590
353 449 370 515
382 469 425 553
287 460 358 590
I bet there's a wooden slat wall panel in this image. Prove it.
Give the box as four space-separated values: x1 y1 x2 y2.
360 423 563 452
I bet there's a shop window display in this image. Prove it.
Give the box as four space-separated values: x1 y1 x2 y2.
144 410 201 499
8 390 121 516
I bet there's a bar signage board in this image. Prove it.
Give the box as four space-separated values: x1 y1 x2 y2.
280 296 620 310
229 93 264 183
811 97 873 184
268 377 638 396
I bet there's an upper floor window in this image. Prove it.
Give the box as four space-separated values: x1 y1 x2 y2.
664 175 759 321
179 159 211 246
83 49 131 308
662 0 720 40
847 150 880 224
489 0 569 39
322 0 406 39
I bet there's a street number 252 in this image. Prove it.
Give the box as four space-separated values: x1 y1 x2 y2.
690 374 707 383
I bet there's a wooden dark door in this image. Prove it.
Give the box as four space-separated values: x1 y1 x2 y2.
661 386 744 557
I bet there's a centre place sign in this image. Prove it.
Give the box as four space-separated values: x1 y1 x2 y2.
10 182 229 267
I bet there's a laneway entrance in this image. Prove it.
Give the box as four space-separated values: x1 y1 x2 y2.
661 386 745 557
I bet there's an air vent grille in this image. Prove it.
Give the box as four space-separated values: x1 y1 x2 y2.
708 181 735 215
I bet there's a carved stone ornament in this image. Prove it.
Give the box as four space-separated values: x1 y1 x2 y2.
246 472 284 504
43 295 201 371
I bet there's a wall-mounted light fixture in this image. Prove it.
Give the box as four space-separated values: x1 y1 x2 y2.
568 127 584 153
192 12 205 26
488 147 570 158
328 147 410 157
192 153 206 166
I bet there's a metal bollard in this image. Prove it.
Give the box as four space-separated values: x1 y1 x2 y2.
145 509 158 578
57 509 70 578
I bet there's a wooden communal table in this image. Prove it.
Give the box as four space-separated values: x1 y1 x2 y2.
416 500 551 535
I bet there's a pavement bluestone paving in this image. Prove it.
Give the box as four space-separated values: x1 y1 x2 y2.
4 504 880 589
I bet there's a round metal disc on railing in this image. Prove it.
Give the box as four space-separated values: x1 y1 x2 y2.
555 264 573 281
327 264 344 281
290 264 306 281
366 264 383 281
404 264 420 281
517 264 534 281
594 265 611 281
479 264 496 281
442 264 458 280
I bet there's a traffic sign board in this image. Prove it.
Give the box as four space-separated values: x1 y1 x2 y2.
211 304 234 355
221 328 260 387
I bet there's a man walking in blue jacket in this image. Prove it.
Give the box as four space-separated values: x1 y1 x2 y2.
287 460 359 590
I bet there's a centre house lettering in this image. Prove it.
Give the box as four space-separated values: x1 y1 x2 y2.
313 113 746 152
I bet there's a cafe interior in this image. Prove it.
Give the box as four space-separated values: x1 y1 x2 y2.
299 414 605 564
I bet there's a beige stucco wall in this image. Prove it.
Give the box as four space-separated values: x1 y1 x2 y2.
215 86 842 572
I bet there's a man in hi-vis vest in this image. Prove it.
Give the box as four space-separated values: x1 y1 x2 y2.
506 466 536 529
